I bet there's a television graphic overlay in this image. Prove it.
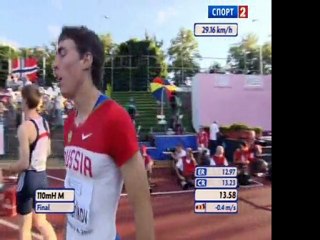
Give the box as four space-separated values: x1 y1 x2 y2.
194 167 238 214
34 188 75 214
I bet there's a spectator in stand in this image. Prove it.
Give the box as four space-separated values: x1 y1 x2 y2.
233 140 268 177
197 126 209 153
0 100 8 120
212 145 228 166
173 114 184 134
64 99 74 115
245 130 268 176
169 91 177 115
198 149 212 166
170 144 187 173
140 145 154 191
247 130 263 156
175 148 197 190
233 141 251 166
16 101 22 128
171 144 186 163
44 94 55 127
126 97 138 125
209 121 219 155
54 93 65 126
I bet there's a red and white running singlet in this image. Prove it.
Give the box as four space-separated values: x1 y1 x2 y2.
64 99 138 239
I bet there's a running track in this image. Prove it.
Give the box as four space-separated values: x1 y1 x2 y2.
0 169 271 240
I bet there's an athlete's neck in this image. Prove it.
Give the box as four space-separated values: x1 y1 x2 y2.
73 84 101 120
24 109 40 120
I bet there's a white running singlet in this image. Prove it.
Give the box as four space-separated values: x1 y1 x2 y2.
64 99 138 240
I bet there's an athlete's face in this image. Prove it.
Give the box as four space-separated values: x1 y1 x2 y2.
53 39 85 99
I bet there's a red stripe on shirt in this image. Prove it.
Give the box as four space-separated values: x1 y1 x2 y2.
38 132 49 139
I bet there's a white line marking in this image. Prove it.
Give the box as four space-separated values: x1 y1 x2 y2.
0 219 43 239
47 175 64 182
239 180 264 188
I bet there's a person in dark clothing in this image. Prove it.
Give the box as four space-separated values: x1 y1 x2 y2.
169 91 177 115
126 97 137 124
198 149 211 166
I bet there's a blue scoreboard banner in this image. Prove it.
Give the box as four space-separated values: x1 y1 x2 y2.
208 5 248 18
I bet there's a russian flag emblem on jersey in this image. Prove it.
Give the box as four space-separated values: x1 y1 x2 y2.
11 58 39 82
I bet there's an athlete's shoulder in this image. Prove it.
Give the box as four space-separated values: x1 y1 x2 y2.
98 99 130 118
19 120 33 132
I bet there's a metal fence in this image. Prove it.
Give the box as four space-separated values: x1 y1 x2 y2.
0 109 65 159
102 55 271 91
103 55 233 91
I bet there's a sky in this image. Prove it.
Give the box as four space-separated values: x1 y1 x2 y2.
0 0 271 68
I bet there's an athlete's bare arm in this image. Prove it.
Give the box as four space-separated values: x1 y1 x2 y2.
121 151 155 240
47 137 52 157
6 121 35 174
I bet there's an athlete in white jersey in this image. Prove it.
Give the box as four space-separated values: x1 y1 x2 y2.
3 84 57 240
53 26 155 240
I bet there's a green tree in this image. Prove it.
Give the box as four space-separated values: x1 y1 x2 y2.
100 33 116 55
108 37 167 91
209 61 222 73
100 34 117 91
0 43 59 87
42 43 58 86
168 28 201 85
262 42 272 74
0 45 19 86
0 45 19 59
31 46 56 86
19 47 32 58
227 33 272 74
18 46 57 86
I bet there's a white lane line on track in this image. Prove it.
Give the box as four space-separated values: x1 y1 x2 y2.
47 175 64 182
0 219 43 239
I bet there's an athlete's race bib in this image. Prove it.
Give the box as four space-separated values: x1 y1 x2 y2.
66 177 93 233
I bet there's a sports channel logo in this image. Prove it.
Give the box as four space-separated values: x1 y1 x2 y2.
208 5 248 18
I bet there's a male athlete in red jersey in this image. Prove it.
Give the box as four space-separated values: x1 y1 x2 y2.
53 26 154 240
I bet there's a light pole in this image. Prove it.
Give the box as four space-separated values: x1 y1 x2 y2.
145 55 158 91
258 35 272 75
243 49 247 74
242 49 250 74
111 54 114 91
251 19 264 75
36 47 50 85
42 52 50 85
259 45 263 75
102 15 113 91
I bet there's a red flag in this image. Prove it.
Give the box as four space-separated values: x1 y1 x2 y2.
11 58 38 82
